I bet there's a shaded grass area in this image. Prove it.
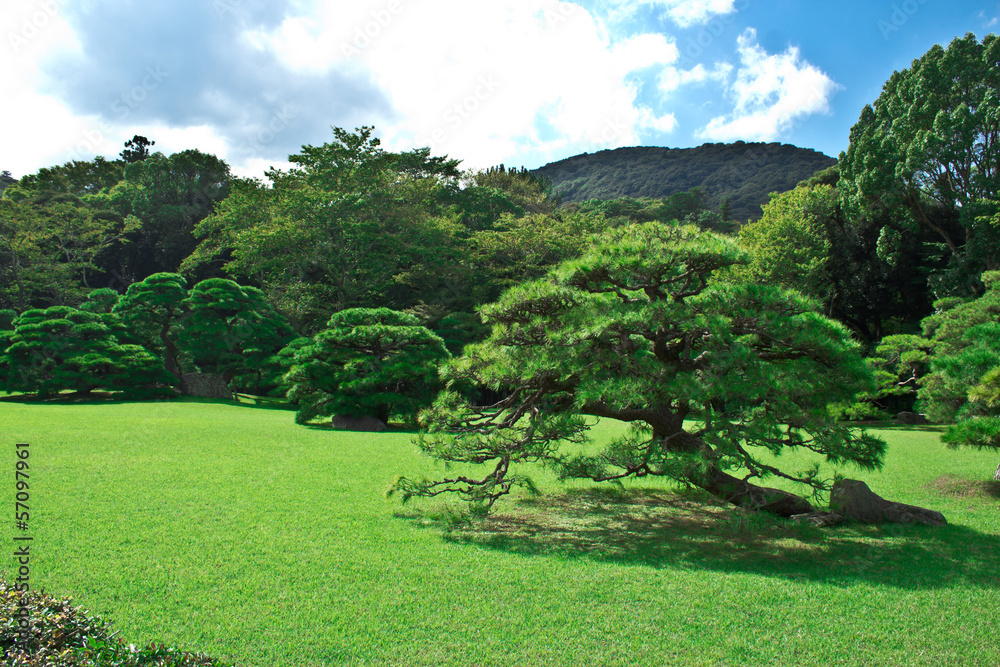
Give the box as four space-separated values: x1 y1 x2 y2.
1 397 999 666
408 486 1000 591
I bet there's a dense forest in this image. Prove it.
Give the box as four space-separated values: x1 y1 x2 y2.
532 142 837 221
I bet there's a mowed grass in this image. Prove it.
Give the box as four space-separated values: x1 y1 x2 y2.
2 397 999 666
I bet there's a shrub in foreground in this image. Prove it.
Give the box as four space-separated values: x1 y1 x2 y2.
0 578 229 666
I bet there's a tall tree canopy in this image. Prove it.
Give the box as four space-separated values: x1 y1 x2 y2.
120 135 155 164
96 149 231 285
392 223 885 515
733 182 933 343
0 194 128 310
840 32 1000 297
186 127 463 331
3 157 124 199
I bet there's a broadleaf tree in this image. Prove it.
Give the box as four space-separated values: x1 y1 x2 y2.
391 223 886 516
839 32 1000 297
185 127 463 332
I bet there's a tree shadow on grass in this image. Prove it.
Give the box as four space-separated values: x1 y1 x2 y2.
851 420 945 433
400 487 1000 591
302 422 422 434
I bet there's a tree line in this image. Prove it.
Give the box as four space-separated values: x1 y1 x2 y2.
3 33 1000 508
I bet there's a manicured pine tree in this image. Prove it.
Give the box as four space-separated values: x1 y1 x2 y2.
178 278 294 386
3 305 173 398
114 273 189 382
915 271 1000 480
0 309 16 393
391 222 886 515
244 336 312 398
284 308 450 425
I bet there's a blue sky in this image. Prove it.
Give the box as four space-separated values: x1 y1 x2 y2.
3 0 999 179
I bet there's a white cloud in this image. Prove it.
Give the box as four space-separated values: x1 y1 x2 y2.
602 0 740 27
656 0 740 27
252 0 682 168
697 28 840 142
659 62 732 93
0 1 94 177
1 0 693 178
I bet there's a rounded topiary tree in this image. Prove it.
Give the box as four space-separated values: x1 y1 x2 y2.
2 305 173 399
915 271 1000 480
114 272 189 382
178 278 294 398
284 308 450 426
0 309 16 393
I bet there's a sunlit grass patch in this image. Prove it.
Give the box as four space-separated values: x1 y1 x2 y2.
1 398 998 666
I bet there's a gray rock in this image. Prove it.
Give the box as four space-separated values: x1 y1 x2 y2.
331 415 387 432
896 411 930 425
830 479 946 526
180 373 233 399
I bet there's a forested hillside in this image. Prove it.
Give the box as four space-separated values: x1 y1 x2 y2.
533 142 836 221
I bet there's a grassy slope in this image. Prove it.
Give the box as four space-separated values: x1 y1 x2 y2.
2 398 998 666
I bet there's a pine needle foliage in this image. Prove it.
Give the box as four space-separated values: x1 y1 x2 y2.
284 308 450 425
392 222 885 514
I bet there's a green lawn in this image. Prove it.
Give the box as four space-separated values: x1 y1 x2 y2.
2 397 998 666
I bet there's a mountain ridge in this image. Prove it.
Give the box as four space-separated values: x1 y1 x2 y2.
532 142 837 221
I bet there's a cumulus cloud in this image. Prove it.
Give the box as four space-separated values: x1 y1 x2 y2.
600 0 740 27
34 0 391 175
235 0 681 168
8 0 692 175
1 1 101 177
658 62 732 93
656 0 741 27
696 28 840 142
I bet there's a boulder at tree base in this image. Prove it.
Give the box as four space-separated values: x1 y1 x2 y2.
830 479 946 526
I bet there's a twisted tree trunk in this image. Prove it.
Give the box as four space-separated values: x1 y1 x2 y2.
655 415 817 517
698 466 815 517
